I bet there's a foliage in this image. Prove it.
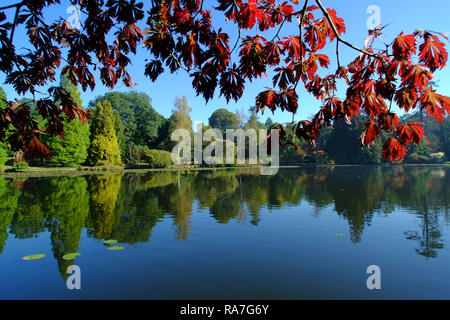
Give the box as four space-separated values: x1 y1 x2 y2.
88 101 123 166
164 96 193 150
326 116 383 164
46 119 90 166
45 73 90 166
124 142 141 165
0 87 6 108
89 91 166 156
0 143 7 171
13 161 29 171
142 149 172 168
1 1 450 163
209 108 240 134
401 112 449 161
265 117 274 128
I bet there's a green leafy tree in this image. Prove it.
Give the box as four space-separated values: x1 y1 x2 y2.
208 108 239 134
163 96 193 150
0 143 7 171
45 74 90 166
244 112 267 131
88 100 123 166
89 91 166 158
326 116 383 164
0 88 10 169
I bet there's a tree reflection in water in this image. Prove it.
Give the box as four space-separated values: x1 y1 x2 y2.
0 166 449 281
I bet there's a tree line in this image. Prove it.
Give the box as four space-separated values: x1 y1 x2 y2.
0 73 449 170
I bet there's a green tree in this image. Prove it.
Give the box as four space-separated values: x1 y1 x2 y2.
0 88 10 169
90 91 167 158
0 143 7 171
208 108 239 134
88 100 123 166
163 96 193 150
45 74 90 166
244 112 267 131
46 120 90 166
326 116 383 164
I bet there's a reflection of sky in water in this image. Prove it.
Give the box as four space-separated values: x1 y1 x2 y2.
0 166 449 299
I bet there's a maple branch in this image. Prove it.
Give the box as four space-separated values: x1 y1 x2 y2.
231 26 241 54
0 2 23 11
335 39 350 83
294 0 309 90
171 52 190 72
315 0 382 60
270 16 288 42
9 2 23 42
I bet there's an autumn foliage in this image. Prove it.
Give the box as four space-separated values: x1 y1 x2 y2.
0 0 449 161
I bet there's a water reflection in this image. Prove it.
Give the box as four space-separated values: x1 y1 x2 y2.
0 166 449 276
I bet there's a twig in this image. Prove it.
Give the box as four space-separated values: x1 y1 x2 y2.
0 2 23 11
231 26 241 54
294 0 309 90
315 0 382 61
9 2 23 42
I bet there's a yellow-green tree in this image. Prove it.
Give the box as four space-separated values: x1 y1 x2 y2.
88 100 122 166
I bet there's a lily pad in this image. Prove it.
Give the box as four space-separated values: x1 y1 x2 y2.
107 246 124 251
334 233 344 236
22 254 46 261
62 252 81 261
104 239 118 245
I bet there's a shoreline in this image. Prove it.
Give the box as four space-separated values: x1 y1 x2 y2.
0 163 449 178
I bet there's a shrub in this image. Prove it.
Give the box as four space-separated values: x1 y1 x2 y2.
143 149 172 168
13 161 30 172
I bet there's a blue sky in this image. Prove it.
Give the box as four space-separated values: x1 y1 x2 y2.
2 0 450 125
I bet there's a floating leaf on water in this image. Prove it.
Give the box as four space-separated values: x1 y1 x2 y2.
104 239 118 245
63 252 81 261
334 233 344 236
107 246 124 251
22 254 46 261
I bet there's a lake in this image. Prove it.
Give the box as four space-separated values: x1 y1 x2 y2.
0 166 449 299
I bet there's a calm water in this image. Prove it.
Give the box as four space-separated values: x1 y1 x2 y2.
0 166 449 299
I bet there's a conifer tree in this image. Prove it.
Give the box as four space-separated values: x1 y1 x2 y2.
88 100 122 166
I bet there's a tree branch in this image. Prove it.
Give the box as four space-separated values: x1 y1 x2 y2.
294 0 309 90
0 2 23 11
315 0 382 60
9 2 23 42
